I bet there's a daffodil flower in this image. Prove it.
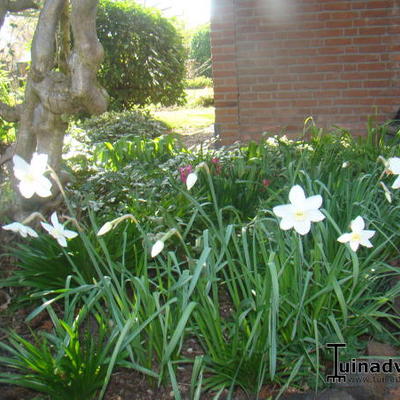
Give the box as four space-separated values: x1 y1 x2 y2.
386 157 400 189
96 214 137 236
151 240 164 258
186 172 198 190
2 222 38 238
272 185 325 235
150 228 180 258
41 212 78 247
13 153 52 198
97 222 113 236
337 216 375 252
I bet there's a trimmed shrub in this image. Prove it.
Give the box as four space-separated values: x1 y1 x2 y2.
97 0 187 109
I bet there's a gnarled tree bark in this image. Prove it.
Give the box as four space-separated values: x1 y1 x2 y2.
0 0 108 213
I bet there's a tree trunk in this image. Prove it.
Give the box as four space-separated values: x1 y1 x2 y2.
0 0 108 213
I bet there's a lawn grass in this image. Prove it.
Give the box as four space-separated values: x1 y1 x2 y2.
152 88 215 133
153 108 215 133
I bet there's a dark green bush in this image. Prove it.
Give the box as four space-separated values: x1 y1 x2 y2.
97 0 187 109
189 24 212 78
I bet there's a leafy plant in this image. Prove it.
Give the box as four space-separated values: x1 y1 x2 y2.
193 93 214 107
68 110 170 144
0 65 16 144
185 76 213 89
189 24 212 78
0 313 114 400
184 167 400 396
4 118 400 399
97 0 187 109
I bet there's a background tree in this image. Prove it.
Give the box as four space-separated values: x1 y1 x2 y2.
0 0 108 213
189 24 211 78
96 0 187 110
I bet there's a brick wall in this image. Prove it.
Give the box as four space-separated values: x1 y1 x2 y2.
211 0 400 143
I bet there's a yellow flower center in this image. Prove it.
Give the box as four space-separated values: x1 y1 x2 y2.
351 232 361 241
25 172 36 183
294 210 306 221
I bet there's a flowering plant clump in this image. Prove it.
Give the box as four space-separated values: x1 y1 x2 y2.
272 185 325 235
40 212 78 248
13 153 52 198
337 216 375 252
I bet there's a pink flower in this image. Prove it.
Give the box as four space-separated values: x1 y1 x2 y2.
211 158 222 174
179 165 193 184
262 179 271 187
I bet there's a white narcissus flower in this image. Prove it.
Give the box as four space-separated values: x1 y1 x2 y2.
342 161 350 169
151 240 164 258
13 153 52 198
97 221 113 236
272 185 325 235
186 172 198 190
41 212 78 247
386 157 400 189
337 216 375 252
2 222 38 238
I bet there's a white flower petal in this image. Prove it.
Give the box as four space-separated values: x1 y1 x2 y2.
289 185 306 207
151 240 164 258
350 216 365 232
293 219 311 235
63 229 78 239
387 157 400 174
338 233 352 243
186 173 198 190
304 195 322 211
25 226 39 238
34 176 52 198
272 204 293 218
361 230 375 240
279 217 294 231
97 222 113 236
31 153 48 175
360 238 373 248
40 222 53 234
392 175 400 189
3 222 22 233
307 209 325 222
18 181 35 199
349 240 360 252
342 161 350 168
13 155 29 181
56 236 68 247
50 212 60 227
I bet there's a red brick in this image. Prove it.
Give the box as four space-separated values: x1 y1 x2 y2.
211 0 399 141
